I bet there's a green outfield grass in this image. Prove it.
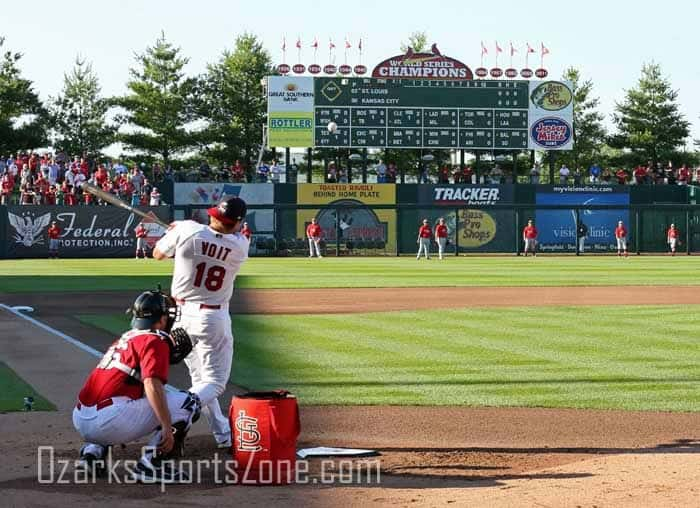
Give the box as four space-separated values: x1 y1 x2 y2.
0 362 55 412
1 256 700 292
78 306 700 411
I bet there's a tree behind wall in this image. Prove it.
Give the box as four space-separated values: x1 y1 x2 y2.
555 67 606 172
115 33 196 167
0 37 47 153
197 33 273 172
50 57 116 157
611 62 689 165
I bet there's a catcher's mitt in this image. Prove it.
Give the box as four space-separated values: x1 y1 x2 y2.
168 328 193 364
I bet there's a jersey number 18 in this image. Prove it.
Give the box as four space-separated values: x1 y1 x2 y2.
194 262 226 291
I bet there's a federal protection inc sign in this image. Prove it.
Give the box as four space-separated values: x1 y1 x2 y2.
267 76 314 147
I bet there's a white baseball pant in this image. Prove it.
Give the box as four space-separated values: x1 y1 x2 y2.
616 238 627 251
73 392 198 458
417 238 430 259
578 236 585 253
308 237 321 257
437 237 447 259
178 303 233 445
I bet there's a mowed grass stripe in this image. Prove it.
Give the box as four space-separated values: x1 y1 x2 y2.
78 305 700 411
2 256 700 292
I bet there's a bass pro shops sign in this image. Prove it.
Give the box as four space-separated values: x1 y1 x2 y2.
3 205 171 258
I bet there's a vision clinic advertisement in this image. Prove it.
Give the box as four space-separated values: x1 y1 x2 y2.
535 186 630 252
4 206 171 258
527 80 574 151
267 76 314 147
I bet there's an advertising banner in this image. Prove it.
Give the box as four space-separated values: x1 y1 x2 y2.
267 76 314 147
4 205 171 258
174 183 274 206
296 184 396 251
535 185 630 252
418 184 514 205
527 80 574 151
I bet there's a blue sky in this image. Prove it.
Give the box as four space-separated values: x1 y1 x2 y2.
3 0 699 145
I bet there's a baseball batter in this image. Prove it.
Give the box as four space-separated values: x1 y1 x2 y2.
434 218 448 260
667 223 680 255
614 220 628 257
416 219 432 260
522 219 538 256
47 221 61 259
306 217 322 258
153 197 249 448
73 290 200 482
135 222 148 259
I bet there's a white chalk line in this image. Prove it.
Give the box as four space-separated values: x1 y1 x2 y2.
0 304 179 392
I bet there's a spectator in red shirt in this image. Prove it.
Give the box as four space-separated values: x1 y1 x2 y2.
64 185 78 206
678 164 691 185
523 219 538 257
47 221 61 258
306 217 322 258
95 164 109 187
1 171 14 205
434 217 449 260
615 168 628 185
633 166 647 185
438 165 451 184
44 185 57 205
35 173 49 202
417 218 432 260
230 160 245 182
72 291 199 482
20 183 35 204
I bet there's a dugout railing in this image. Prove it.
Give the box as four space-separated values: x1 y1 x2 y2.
172 203 700 257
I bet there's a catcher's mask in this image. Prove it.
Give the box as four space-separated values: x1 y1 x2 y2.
128 290 179 333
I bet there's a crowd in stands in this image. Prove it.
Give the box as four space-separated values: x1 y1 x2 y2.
0 152 162 206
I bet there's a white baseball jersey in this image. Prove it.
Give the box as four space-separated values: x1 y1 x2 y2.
155 220 249 306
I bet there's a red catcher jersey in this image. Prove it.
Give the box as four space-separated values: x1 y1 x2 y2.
418 225 432 238
435 224 448 238
615 226 627 238
306 223 321 237
523 225 538 239
155 220 249 306
77 330 170 405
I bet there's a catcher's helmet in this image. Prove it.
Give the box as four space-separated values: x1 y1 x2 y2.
207 197 247 226
129 290 177 332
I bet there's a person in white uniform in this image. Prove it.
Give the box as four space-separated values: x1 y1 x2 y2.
153 197 249 448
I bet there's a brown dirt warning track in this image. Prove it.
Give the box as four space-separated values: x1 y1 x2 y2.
0 286 699 507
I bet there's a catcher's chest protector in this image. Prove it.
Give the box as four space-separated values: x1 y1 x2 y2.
229 391 300 484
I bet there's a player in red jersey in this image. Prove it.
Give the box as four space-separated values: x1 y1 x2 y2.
135 222 148 259
240 221 252 241
614 220 628 257
522 219 538 257
306 217 322 258
47 221 61 258
417 219 432 260
73 291 199 483
434 217 449 260
667 223 680 256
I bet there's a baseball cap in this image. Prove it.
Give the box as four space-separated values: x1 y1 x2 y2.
207 196 247 226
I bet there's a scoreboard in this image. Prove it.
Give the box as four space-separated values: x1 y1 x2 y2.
313 78 529 150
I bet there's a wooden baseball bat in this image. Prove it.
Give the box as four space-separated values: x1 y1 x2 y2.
81 183 169 228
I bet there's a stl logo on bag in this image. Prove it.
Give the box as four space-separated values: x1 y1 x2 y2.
235 410 262 451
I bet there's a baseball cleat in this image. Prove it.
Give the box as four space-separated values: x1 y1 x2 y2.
132 457 189 484
77 445 108 478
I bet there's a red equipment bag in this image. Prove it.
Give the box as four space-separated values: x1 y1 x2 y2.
229 390 300 484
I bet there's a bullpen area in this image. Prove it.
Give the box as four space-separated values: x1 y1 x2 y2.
1 257 699 507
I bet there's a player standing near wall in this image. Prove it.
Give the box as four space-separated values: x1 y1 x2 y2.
522 219 538 257
135 222 148 259
434 217 448 260
153 197 249 449
667 223 680 256
614 220 628 257
47 221 61 259
577 221 588 254
417 219 432 260
306 218 322 258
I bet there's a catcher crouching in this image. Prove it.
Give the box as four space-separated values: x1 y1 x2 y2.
72 290 200 483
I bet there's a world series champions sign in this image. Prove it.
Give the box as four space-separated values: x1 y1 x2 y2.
267 49 573 151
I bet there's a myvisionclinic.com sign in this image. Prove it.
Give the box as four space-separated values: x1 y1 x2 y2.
419 185 514 206
4 205 171 258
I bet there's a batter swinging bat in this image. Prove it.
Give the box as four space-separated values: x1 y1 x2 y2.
81 182 169 228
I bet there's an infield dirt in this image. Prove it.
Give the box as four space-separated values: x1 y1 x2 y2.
1 287 699 507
